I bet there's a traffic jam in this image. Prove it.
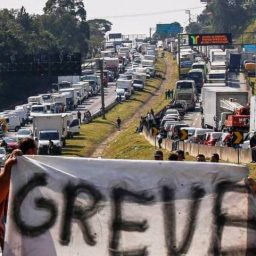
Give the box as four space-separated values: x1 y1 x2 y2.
0 35 156 162
155 33 255 156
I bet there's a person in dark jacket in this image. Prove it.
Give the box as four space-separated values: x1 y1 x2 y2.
250 132 256 163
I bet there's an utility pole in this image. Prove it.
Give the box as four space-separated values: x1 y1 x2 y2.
185 10 191 24
99 59 106 119
149 27 155 43
178 33 181 79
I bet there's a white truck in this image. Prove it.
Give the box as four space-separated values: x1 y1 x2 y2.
209 49 223 63
72 81 90 99
116 79 133 99
33 113 69 155
38 93 53 104
59 88 79 110
52 93 66 112
59 91 74 111
104 57 119 78
250 96 256 131
1 114 21 131
202 87 248 130
141 59 154 68
12 107 28 125
28 95 42 105
132 72 147 91
144 55 156 62
58 76 80 84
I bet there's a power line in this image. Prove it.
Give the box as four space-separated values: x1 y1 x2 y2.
88 6 203 19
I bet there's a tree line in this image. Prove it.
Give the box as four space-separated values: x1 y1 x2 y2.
0 0 112 110
186 0 256 37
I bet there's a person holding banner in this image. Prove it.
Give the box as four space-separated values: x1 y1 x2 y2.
0 138 37 251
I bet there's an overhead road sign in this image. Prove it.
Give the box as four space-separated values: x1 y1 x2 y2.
156 23 183 36
243 45 256 53
188 33 232 46
109 33 122 40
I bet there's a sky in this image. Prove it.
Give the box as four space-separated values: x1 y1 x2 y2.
0 0 206 35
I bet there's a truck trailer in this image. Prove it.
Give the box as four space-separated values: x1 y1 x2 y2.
202 87 248 130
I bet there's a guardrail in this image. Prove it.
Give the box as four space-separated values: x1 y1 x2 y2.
143 127 252 164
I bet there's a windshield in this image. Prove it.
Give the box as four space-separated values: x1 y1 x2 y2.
166 110 178 115
4 137 18 143
176 82 193 90
18 129 31 135
209 73 226 79
31 106 45 112
42 95 51 101
39 131 59 140
193 64 204 70
134 80 143 84
177 94 192 100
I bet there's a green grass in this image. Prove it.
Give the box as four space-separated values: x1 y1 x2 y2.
62 53 168 157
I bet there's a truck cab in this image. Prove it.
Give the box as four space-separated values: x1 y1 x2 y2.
33 113 69 155
37 130 63 155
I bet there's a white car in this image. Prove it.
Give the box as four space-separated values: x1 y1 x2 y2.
16 128 33 140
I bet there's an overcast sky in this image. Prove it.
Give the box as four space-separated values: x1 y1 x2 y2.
0 0 205 35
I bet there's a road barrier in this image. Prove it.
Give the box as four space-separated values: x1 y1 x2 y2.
143 127 252 164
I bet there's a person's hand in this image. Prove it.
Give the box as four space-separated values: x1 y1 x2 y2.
4 149 22 170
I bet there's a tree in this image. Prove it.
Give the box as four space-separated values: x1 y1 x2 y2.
43 0 90 57
87 19 112 57
44 0 86 21
207 0 248 35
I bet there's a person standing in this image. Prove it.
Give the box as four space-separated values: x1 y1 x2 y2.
0 138 37 251
165 89 168 100
250 132 256 163
77 110 82 123
169 89 174 99
167 89 171 99
116 117 121 131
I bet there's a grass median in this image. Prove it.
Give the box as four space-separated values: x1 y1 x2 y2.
62 52 170 157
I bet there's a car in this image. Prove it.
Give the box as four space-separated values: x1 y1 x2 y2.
2 137 19 153
215 132 230 147
163 113 181 121
164 109 181 120
133 57 141 64
0 147 7 166
240 131 254 149
160 115 181 128
168 124 190 139
16 128 33 140
163 120 180 131
166 103 186 117
203 132 223 146
189 128 214 144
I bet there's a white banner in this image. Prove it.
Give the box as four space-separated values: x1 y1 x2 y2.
3 156 256 256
